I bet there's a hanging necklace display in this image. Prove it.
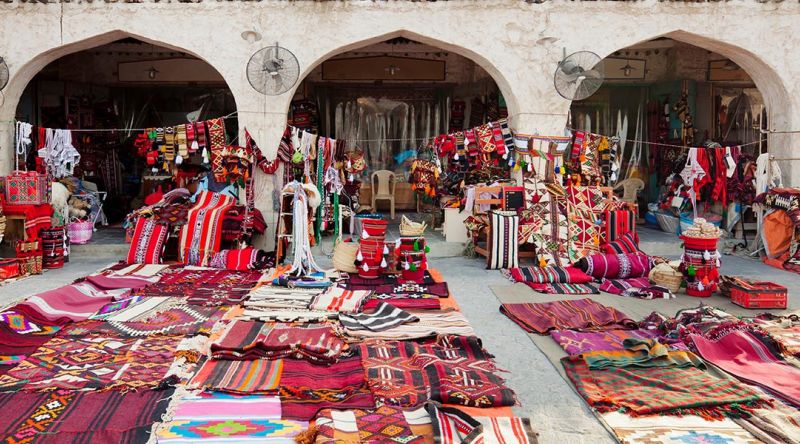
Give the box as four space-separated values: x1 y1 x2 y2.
15 121 32 169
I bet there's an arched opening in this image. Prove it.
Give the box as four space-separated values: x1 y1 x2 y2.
14 37 237 228
569 36 768 237
286 36 507 219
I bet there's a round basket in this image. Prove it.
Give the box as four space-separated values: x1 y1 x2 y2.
332 240 358 273
399 215 427 236
648 262 683 293
68 221 94 245
655 212 680 234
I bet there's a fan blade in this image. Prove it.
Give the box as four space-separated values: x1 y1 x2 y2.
273 74 285 94
573 78 603 100
582 69 603 79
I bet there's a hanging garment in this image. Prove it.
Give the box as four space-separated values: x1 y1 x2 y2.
679 148 707 216
710 147 728 205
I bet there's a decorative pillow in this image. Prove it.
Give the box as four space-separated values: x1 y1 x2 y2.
126 218 168 264
602 209 637 244
576 252 653 280
602 232 641 254
487 210 519 270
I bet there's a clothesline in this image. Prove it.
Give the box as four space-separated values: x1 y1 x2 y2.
565 127 767 150
761 129 800 134
11 111 239 133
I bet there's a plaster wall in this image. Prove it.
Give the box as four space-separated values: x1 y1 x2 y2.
1 0 799 249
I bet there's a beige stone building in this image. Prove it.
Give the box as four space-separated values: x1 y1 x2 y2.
0 0 796 247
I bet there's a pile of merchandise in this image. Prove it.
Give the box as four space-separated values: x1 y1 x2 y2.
498 298 800 444
0 170 59 282
680 218 722 297
0 237 539 444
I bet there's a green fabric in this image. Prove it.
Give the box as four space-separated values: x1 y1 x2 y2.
563 355 765 419
581 338 705 369
315 145 324 243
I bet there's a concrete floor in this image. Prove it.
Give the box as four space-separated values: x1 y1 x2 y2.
3 231 799 443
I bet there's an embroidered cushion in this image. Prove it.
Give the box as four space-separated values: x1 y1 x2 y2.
487 210 519 270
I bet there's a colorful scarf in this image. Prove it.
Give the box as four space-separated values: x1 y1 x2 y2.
525 282 599 295
598 277 651 295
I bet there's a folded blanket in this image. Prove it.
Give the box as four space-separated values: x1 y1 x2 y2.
598 277 650 295
309 287 372 313
339 302 418 332
581 338 704 369
500 299 636 334
509 266 592 284
526 282 599 295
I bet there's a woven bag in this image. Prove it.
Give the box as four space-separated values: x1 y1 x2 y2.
332 240 358 273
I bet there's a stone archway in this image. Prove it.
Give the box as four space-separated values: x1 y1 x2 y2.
290 29 522 126
581 29 792 168
0 30 239 174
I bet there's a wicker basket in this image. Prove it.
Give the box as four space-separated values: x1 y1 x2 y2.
68 221 94 244
332 240 358 273
655 212 680 234
649 262 683 293
399 215 427 236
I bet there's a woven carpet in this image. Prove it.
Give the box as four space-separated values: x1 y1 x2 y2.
0 388 174 444
157 391 307 442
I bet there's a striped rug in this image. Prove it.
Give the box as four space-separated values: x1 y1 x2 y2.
179 191 236 266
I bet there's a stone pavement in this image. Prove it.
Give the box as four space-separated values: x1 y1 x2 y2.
2 237 798 443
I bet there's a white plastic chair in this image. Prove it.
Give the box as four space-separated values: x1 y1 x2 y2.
613 178 645 205
371 170 396 219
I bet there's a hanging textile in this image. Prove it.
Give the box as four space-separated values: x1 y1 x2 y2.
39 129 81 178
207 118 227 181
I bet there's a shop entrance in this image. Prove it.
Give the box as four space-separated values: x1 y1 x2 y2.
14 37 236 241
569 37 767 240
289 37 505 231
